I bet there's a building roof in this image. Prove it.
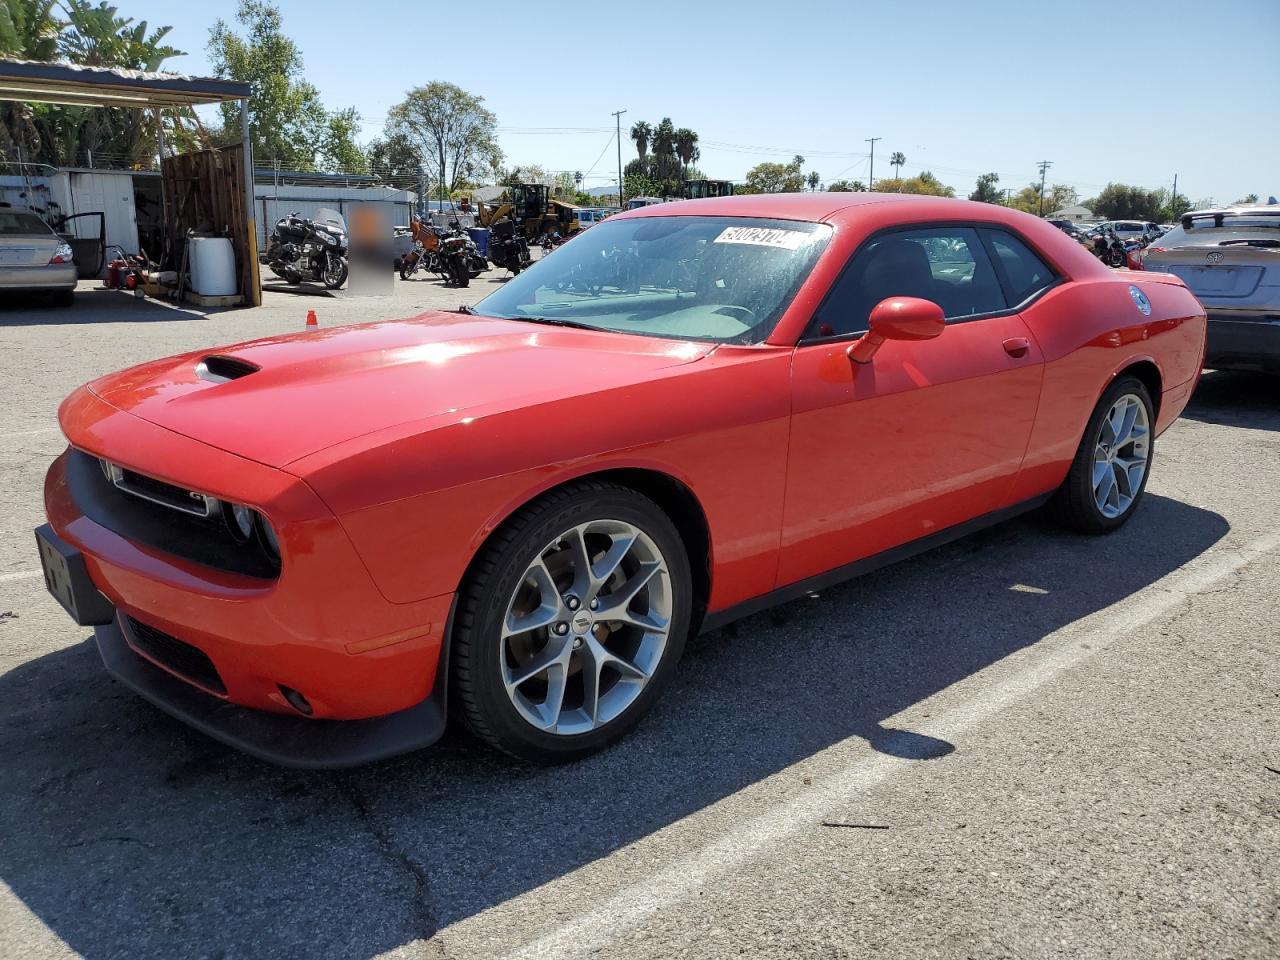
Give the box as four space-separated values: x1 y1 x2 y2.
0 58 250 109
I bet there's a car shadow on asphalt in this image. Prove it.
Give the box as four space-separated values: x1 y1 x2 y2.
0 287 213 326
0 493 1228 959
1182 370 1279 431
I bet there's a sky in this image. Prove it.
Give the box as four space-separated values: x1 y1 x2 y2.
119 0 1279 206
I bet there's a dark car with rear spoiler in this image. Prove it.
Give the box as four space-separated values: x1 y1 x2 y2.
1143 205 1280 372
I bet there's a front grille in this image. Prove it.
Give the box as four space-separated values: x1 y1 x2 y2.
125 616 226 695
115 467 216 517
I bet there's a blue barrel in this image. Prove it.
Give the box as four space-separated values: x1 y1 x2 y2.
466 227 490 257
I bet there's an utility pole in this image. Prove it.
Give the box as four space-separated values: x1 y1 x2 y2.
1170 173 1178 217
865 137 881 191
1003 188 1012 207
1037 159 1053 217
612 109 627 210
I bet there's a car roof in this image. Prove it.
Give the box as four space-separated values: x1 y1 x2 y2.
613 192 1018 225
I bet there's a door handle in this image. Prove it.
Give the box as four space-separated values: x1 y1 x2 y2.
1002 337 1031 359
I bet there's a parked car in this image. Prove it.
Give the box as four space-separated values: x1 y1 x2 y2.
1103 220 1162 243
36 194 1205 767
0 207 77 305
1047 218 1087 240
1143 206 1280 371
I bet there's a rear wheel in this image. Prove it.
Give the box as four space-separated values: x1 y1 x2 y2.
451 481 691 762
1049 375 1154 533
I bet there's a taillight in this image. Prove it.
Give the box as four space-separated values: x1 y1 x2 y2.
48 242 74 265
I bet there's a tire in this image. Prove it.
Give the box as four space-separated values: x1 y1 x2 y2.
323 257 348 290
1048 375 1154 534
450 257 470 288
451 480 693 763
1107 247 1125 268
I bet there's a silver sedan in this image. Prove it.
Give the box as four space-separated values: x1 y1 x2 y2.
1143 206 1280 372
0 208 77 306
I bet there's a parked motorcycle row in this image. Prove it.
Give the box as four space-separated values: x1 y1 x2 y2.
1053 220 1164 271
398 215 532 288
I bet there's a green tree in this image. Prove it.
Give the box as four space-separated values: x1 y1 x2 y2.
870 170 955 197
209 1 364 173
3 1 187 167
826 179 866 192
1235 193 1260 205
890 150 905 182
320 107 368 174
0 0 62 160
385 81 501 202
367 131 421 181
969 172 1001 204
1088 182 1161 221
807 170 821 192
743 154 806 193
674 127 699 167
629 120 651 161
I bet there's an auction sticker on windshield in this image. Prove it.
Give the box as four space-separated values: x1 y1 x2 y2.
713 226 812 249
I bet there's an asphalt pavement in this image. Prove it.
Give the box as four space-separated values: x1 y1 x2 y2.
0 277 1276 959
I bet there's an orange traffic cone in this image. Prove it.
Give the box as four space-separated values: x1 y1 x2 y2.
305 309 318 329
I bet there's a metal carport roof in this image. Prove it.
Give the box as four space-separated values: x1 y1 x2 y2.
0 58 250 108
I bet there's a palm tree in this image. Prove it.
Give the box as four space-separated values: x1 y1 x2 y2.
574 170 583 192
629 121 652 161
806 170 821 192
674 128 699 169
851 180 867 192
890 151 906 188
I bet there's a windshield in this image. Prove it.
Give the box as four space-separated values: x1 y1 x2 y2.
471 216 832 344
315 207 346 232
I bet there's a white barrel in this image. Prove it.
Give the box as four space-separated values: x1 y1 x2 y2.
188 238 237 296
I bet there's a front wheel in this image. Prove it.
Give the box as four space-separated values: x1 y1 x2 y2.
1049 375 1154 533
1107 247 1126 268
449 256 470 287
451 481 692 762
323 256 348 289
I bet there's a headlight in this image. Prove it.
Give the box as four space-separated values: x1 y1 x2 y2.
222 501 256 542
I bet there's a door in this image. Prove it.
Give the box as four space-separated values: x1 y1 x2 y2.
69 172 139 256
777 224 1046 587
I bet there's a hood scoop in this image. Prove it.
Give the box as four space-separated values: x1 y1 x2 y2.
196 354 260 384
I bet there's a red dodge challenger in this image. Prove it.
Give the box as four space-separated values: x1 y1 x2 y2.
36 194 1206 767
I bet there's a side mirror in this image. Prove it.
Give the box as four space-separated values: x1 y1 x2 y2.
847 297 946 364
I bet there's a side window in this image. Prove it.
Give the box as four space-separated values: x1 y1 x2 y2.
982 229 1057 306
807 226 1007 339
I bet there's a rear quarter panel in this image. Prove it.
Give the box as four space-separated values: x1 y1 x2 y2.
1010 272 1205 502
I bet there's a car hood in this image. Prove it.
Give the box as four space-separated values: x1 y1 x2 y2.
87 312 713 468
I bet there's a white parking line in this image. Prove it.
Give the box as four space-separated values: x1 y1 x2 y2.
501 530 1280 960
0 570 43 584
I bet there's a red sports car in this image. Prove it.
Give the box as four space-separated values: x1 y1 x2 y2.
36 194 1206 767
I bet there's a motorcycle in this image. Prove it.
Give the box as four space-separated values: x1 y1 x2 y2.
1086 226 1129 269
540 229 567 256
486 218 532 275
398 217 443 281
263 207 348 289
436 222 486 287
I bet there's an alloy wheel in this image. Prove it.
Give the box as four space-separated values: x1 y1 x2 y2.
500 519 672 735
1092 393 1150 519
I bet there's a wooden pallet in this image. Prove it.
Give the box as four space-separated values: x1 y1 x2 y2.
182 290 243 307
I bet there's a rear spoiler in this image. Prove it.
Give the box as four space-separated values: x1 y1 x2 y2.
1181 209 1280 229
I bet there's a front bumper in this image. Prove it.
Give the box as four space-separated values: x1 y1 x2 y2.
0 263 77 291
42 386 458 763
95 613 448 769
1206 314 1280 371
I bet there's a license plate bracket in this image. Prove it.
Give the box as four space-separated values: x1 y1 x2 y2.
34 524 115 626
